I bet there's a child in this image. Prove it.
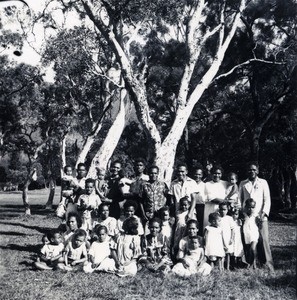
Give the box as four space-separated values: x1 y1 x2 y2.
172 236 210 277
230 208 244 268
219 202 234 270
95 168 110 202
117 200 144 236
115 217 142 277
56 165 75 219
84 225 118 273
243 198 259 269
34 229 64 270
92 203 118 240
173 196 196 256
77 178 101 232
225 172 240 210
204 212 226 271
59 229 88 271
138 218 172 274
63 212 82 244
159 206 173 243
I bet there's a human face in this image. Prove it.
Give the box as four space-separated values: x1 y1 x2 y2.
187 223 198 237
97 171 105 180
97 229 107 242
42 235 50 245
247 165 258 181
110 163 121 176
149 167 158 182
73 235 85 248
193 169 203 183
211 217 221 228
229 175 237 185
77 165 86 179
51 233 62 245
219 205 228 217
177 166 187 181
232 211 239 221
125 206 135 218
149 221 161 236
180 199 189 212
189 238 200 250
68 216 78 231
161 210 170 221
212 169 222 182
246 202 256 216
100 205 109 219
85 182 94 195
135 162 145 175
65 167 72 176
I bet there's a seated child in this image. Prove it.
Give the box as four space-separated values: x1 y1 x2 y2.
115 217 142 277
204 212 226 271
59 229 88 271
172 235 211 277
34 229 64 270
117 200 144 236
219 201 234 270
77 178 101 232
84 225 118 273
243 198 259 269
92 203 118 240
56 165 76 219
138 218 172 274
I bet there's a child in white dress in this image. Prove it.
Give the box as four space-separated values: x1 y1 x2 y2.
219 202 234 270
84 225 118 273
115 217 142 277
243 198 259 269
230 208 244 268
204 212 226 271
225 172 240 209
159 206 173 244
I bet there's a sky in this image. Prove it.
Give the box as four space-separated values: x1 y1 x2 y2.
0 0 76 82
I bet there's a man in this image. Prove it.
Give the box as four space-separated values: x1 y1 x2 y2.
239 163 274 272
169 164 198 219
140 165 169 221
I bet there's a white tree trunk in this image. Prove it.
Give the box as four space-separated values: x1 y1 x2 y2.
87 89 128 178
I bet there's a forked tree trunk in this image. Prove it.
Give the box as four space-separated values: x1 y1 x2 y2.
87 89 128 179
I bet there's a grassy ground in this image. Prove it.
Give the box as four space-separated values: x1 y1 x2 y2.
0 189 296 300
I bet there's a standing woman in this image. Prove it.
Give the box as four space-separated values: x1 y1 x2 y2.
203 166 228 230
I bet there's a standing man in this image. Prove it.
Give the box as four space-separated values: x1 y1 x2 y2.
140 165 169 221
239 163 274 272
169 164 198 220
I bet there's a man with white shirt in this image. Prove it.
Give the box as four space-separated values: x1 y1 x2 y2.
239 163 274 272
169 164 198 220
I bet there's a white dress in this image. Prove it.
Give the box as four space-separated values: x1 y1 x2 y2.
204 226 225 258
93 216 119 237
232 220 244 257
220 215 234 254
203 180 228 229
243 214 259 244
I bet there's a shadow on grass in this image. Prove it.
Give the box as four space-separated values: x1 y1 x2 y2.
0 231 28 236
0 204 57 216
0 221 54 234
273 245 296 269
0 243 40 253
264 272 296 289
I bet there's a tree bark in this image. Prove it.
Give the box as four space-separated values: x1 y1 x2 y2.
22 179 31 215
45 177 56 209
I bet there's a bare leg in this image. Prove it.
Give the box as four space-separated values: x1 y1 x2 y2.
225 254 230 271
34 261 53 270
251 241 258 269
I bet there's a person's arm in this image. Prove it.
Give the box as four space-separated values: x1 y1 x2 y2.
71 245 88 266
110 249 121 268
261 179 271 218
187 193 197 220
64 245 69 266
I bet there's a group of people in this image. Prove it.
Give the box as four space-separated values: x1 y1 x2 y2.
34 159 274 276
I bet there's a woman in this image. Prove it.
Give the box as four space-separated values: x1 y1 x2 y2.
203 166 228 230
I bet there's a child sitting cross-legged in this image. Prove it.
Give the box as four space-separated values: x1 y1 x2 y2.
34 229 64 270
58 229 88 271
138 218 172 274
84 225 118 274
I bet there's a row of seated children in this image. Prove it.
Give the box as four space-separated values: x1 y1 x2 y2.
35 212 211 277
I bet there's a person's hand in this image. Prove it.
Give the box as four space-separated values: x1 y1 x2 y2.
71 261 77 266
92 263 98 269
62 190 73 197
181 259 189 268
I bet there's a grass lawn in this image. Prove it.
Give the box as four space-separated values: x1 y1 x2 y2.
0 189 296 300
